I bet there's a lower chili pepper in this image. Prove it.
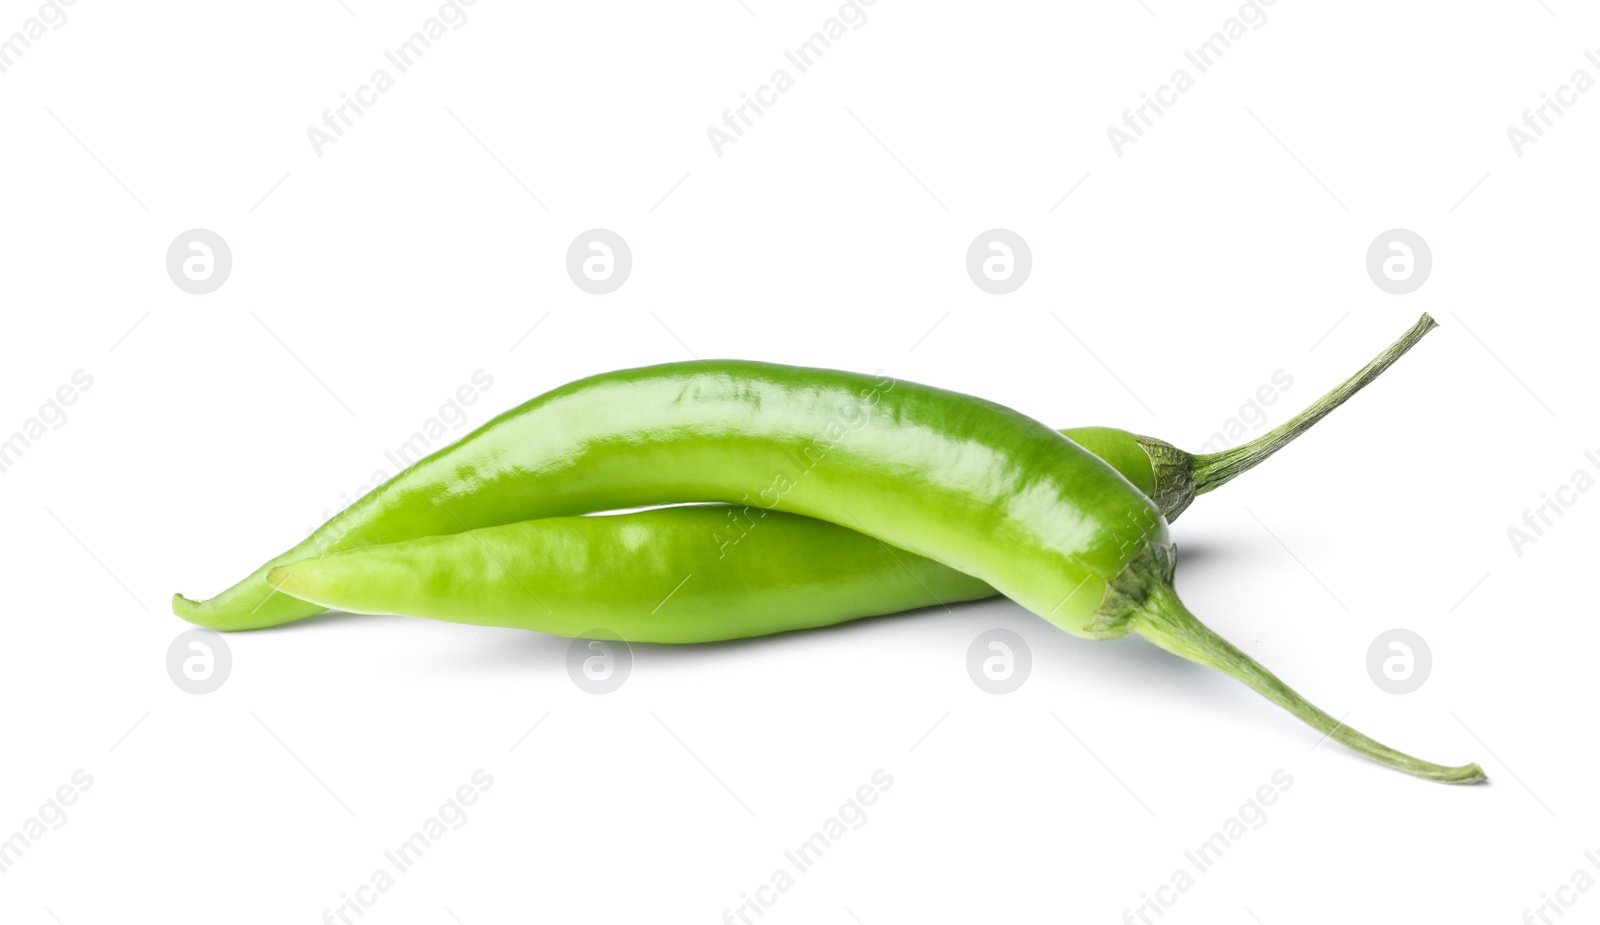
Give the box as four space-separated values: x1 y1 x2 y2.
269 505 997 642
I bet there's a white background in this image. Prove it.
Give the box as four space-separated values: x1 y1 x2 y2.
2 1 1596 922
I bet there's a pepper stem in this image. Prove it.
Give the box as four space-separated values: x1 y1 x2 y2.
1189 313 1438 495
1127 580 1485 785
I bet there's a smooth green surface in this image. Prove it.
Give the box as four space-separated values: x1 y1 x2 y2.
1057 426 1161 499
178 362 1166 634
263 428 1165 643
270 506 999 643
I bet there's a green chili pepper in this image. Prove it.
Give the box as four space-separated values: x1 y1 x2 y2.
182 314 1477 783
262 315 1442 644
269 505 1000 641
175 315 1436 634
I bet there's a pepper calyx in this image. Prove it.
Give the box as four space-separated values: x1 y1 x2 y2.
1084 541 1177 640
1136 436 1196 522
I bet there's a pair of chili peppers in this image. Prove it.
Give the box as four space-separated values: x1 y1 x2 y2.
175 314 1484 784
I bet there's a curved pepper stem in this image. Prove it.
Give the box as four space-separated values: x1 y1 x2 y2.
1126 579 1485 785
1188 313 1438 496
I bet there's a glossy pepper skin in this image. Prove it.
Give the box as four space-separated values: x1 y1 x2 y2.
229 425 1165 638
270 506 999 643
263 426 1174 642
179 362 1165 633
181 423 1168 633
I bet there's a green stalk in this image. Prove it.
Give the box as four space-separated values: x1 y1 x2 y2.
1188 313 1438 495
1127 578 1485 785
